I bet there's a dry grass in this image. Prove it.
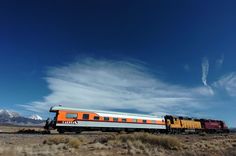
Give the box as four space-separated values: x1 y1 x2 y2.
94 132 182 150
43 136 83 148
91 132 183 156
1 126 236 156
223 147 236 156
113 132 182 150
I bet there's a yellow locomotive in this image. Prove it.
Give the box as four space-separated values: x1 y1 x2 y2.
165 115 202 133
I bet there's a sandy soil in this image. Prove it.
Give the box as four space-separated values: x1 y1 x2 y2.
0 125 236 156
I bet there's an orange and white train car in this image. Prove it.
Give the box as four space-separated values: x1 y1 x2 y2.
45 106 166 133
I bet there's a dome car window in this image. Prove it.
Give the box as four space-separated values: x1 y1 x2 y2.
82 114 89 120
94 116 100 120
113 118 118 122
122 118 126 122
66 113 77 119
104 117 109 121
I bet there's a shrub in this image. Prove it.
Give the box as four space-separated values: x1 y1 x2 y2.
17 129 38 134
94 134 116 144
67 138 81 148
43 136 82 148
17 128 49 134
199 132 207 136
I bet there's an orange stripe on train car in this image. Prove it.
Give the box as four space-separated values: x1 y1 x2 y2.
57 110 166 125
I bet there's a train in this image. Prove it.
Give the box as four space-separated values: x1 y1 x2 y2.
44 106 229 134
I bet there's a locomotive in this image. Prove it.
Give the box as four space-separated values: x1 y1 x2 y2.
44 106 229 134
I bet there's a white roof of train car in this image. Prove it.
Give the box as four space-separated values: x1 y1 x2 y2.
50 106 164 121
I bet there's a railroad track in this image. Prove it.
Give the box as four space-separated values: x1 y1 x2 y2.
0 131 234 137
0 131 119 135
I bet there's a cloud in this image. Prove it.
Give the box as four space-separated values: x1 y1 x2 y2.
213 73 236 97
216 54 224 69
21 58 215 116
201 57 209 86
192 86 214 96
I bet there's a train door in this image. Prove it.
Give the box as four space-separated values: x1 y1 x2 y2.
164 115 174 132
44 110 58 130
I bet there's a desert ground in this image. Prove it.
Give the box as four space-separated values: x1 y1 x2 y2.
0 125 236 156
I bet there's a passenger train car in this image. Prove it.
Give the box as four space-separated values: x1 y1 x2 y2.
44 106 229 134
45 106 166 134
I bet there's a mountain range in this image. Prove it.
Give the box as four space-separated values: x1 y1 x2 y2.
0 109 44 125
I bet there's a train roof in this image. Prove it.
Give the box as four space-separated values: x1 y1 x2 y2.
166 115 224 122
50 106 164 120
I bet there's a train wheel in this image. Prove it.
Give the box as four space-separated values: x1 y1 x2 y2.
76 131 81 134
58 129 65 134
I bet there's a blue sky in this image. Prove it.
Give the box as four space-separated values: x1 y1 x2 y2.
1 1 236 127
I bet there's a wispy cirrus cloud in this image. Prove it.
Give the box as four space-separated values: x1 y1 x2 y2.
213 73 236 97
216 54 224 69
201 57 209 86
21 58 215 116
200 57 214 95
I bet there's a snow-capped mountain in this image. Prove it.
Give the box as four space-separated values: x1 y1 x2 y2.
0 109 44 125
0 109 20 118
29 114 43 120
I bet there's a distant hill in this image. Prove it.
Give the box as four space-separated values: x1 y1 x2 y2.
0 109 45 125
230 128 236 133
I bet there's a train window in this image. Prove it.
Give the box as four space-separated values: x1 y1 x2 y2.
66 113 77 119
122 118 126 122
113 118 118 122
94 116 100 120
104 117 109 121
82 114 89 120
143 120 147 123
132 119 137 122
151 120 156 124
